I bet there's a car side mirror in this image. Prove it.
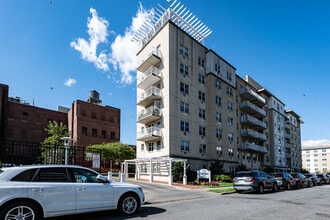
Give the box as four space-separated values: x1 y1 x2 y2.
96 174 110 183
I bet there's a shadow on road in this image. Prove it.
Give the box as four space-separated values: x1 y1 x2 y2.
49 206 166 220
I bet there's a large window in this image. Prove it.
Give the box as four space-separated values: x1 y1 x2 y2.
180 101 189 114
180 82 189 95
82 127 87 136
180 121 189 132
180 140 190 152
199 144 206 154
180 63 189 77
199 126 206 136
216 112 222 123
198 73 205 85
198 57 205 68
216 96 221 107
199 108 205 120
179 45 189 58
199 91 205 102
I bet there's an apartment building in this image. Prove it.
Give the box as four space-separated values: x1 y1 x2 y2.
302 145 330 173
135 2 302 173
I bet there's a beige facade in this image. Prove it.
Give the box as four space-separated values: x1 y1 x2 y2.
136 16 302 173
302 145 330 173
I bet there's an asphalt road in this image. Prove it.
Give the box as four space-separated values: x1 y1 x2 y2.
50 181 330 220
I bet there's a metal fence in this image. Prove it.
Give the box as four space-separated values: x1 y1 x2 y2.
0 141 101 170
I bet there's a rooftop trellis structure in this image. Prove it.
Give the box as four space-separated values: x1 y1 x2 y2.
133 0 212 47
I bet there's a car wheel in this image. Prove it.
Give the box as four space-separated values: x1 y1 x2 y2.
0 201 41 220
273 183 278 192
258 184 264 194
287 183 291 190
118 193 139 215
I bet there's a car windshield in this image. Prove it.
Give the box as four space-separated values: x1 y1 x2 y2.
235 172 253 177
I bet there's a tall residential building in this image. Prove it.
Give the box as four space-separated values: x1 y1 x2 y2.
135 2 302 173
302 145 330 173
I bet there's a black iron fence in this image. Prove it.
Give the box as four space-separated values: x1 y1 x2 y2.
0 141 102 170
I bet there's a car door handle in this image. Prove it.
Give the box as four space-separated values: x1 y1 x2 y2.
77 187 86 191
32 188 43 192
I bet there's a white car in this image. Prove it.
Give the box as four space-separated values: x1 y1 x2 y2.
0 165 145 219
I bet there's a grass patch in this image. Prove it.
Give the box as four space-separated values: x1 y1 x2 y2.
209 187 235 194
206 182 233 188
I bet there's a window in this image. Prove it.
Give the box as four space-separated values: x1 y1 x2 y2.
179 45 189 58
216 112 222 123
228 133 233 142
35 168 70 182
198 91 205 102
141 144 144 151
227 71 232 82
216 147 222 156
199 144 206 154
11 169 38 182
91 112 96 119
110 132 115 140
216 96 221 106
71 168 100 183
227 86 233 97
22 112 28 116
199 108 205 120
215 79 221 90
216 129 222 140
228 148 234 157
148 142 154 151
92 129 97 137
199 126 206 136
227 102 233 112
180 82 189 95
198 57 205 68
215 63 221 75
153 163 161 173
180 121 189 132
180 101 189 114
101 130 106 138
180 63 189 77
157 141 161 150
198 73 205 85
228 117 233 127
181 140 190 152
82 127 87 136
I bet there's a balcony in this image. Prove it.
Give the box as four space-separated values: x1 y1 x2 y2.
240 142 268 154
240 101 267 118
137 50 161 72
137 106 161 124
137 126 161 142
241 129 267 141
137 66 162 90
240 87 266 106
240 115 267 129
137 86 162 107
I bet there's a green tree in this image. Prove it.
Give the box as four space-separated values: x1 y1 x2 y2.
40 121 69 164
87 142 135 171
209 160 224 179
42 121 69 146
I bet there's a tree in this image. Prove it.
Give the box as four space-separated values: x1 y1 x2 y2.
209 160 224 178
40 121 69 164
42 121 69 146
87 142 135 171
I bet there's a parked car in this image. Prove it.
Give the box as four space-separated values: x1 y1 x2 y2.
317 174 329 184
0 165 145 219
233 170 278 193
291 172 309 188
270 172 296 190
305 173 321 186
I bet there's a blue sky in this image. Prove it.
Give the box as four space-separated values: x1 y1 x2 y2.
1 0 329 146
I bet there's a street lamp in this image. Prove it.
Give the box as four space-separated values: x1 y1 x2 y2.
61 137 71 165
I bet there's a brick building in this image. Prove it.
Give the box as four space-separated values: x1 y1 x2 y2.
0 84 120 147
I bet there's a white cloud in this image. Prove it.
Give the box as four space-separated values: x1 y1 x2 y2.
109 4 151 84
302 139 330 147
70 5 153 85
64 78 77 87
70 8 110 71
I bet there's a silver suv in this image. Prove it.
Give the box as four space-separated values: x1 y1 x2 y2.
233 170 278 193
